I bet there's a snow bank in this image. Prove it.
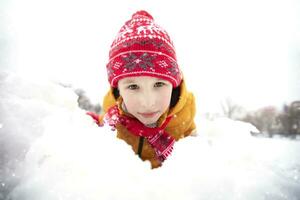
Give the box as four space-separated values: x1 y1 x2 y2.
1 71 300 200
0 71 78 199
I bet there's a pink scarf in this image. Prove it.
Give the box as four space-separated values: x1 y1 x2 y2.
103 105 175 162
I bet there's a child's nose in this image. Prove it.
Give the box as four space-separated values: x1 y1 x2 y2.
139 91 156 109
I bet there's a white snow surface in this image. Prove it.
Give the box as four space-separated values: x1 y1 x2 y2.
1 71 300 200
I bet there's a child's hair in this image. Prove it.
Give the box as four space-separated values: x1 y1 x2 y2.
112 87 180 108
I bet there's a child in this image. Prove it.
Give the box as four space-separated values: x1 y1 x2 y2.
89 10 196 169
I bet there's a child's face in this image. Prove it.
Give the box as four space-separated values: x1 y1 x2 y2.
118 76 173 125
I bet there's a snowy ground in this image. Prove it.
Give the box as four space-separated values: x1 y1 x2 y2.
1 71 300 200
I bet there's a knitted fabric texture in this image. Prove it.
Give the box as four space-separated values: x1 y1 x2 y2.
106 10 182 87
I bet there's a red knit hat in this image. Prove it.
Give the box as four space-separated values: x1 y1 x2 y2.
106 10 182 87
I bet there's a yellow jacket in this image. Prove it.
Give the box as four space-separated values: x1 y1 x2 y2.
99 80 196 168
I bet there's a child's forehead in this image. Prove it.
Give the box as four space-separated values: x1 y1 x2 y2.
119 76 167 84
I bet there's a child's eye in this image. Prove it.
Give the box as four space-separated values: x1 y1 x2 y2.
154 82 165 88
127 84 139 90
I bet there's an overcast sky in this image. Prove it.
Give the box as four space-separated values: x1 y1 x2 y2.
1 0 299 113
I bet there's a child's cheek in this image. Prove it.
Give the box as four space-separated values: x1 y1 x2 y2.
157 88 173 109
122 93 139 113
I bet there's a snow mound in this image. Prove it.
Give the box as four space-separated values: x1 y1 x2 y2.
0 71 79 199
1 71 300 200
198 117 258 140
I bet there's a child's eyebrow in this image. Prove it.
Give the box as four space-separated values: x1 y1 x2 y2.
156 79 170 83
123 79 137 84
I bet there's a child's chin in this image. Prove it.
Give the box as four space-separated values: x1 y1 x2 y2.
139 118 158 126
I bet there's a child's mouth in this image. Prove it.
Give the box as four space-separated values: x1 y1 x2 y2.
138 112 159 118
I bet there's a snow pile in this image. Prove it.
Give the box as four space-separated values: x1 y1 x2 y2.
198 117 258 139
9 112 152 200
0 71 78 199
1 71 300 200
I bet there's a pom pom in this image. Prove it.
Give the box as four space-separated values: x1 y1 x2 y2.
131 10 154 20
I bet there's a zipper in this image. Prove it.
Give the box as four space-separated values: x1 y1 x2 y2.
137 136 145 158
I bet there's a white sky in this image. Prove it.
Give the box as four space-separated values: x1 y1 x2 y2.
1 0 300 113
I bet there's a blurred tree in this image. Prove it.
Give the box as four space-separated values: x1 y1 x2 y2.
278 101 300 136
221 97 243 119
74 89 101 114
259 106 279 135
58 83 102 114
241 106 279 137
242 101 300 138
